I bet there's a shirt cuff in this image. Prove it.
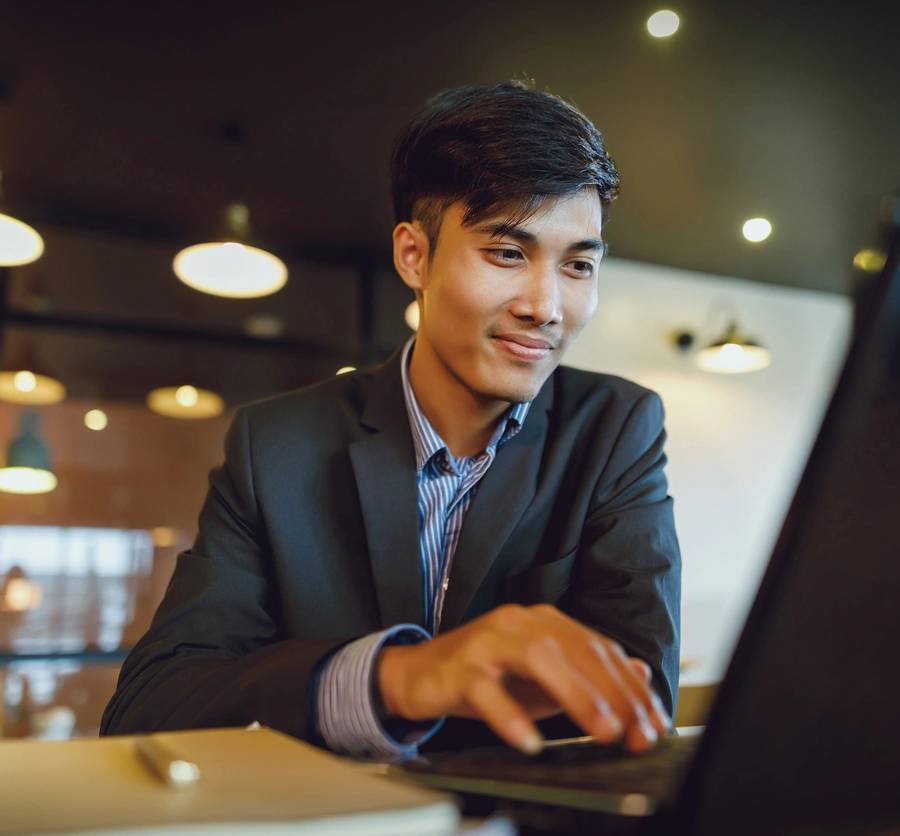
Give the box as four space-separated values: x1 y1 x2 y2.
315 624 445 758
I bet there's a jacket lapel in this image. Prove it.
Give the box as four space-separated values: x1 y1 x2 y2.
439 377 554 632
349 348 425 629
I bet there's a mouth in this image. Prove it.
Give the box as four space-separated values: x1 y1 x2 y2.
491 335 555 362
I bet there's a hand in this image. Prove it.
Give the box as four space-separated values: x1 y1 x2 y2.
376 603 671 755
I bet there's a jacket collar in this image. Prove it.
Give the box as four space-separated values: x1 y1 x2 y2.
350 344 554 630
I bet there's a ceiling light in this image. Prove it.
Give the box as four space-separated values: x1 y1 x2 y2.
405 300 420 331
0 213 44 266
175 385 199 408
336 366 356 375
15 370 35 392
0 370 66 405
147 385 225 419
742 217 772 243
84 409 108 431
174 242 287 298
0 412 58 495
853 248 886 274
173 203 288 299
647 10 680 38
695 322 771 374
0 170 44 266
0 466 57 494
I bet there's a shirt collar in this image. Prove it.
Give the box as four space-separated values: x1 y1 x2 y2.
399 336 531 473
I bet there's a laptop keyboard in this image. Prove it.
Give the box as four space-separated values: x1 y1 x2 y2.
399 733 698 805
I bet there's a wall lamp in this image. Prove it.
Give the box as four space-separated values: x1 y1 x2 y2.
673 303 771 375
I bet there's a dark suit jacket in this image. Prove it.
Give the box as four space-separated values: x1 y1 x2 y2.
101 347 681 749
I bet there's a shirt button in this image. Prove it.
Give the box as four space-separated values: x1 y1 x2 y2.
442 579 449 591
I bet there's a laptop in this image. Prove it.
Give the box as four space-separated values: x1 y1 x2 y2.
391 198 900 836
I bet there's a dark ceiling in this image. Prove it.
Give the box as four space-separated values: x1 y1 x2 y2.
0 0 898 404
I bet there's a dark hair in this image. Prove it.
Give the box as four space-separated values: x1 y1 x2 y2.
390 79 620 260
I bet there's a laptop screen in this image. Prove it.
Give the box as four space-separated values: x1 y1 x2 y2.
677 205 900 835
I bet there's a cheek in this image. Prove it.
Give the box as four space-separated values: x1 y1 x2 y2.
431 268 499 330
563 282 599 334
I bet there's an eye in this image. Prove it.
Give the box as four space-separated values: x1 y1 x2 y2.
486 248 524 264
568 260 596 277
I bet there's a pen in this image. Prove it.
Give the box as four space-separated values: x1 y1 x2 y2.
135 736 201 788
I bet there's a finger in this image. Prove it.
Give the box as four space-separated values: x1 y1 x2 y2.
586 638 661 748
533 605 668 751
629 657 652 683
625 658 668 741
498 635 624 745
603 640 670 735
532 606 669 735
592 652 659 752
461 673 544 755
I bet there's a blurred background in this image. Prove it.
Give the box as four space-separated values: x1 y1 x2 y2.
0 0 897 739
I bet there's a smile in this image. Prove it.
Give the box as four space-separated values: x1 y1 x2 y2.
492 337 553 362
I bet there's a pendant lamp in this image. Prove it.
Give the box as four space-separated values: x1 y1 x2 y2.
0 342 66 405
0 169 44 266
0 412 58 495
173 202 287 298
146 384 225 419
0 369 66 405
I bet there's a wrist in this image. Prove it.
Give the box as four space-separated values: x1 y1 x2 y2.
377 643 415 719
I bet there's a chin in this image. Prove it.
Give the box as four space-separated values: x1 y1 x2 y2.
480 374 547 405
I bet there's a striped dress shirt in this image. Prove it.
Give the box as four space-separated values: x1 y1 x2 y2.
316 336 531 757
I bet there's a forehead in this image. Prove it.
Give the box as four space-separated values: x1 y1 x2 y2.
450 189 604 241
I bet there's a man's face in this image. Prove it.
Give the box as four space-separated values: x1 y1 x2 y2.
410 188 604 404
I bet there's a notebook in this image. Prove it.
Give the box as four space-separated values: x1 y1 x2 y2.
0 726 459 835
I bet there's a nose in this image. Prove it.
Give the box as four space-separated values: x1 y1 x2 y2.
508 264 562 327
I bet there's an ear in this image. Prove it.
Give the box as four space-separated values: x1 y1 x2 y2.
392 221 430 296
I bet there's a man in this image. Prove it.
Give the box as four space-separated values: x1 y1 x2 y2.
101 80 680 759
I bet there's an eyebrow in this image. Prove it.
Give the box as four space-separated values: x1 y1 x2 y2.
473 222 604 254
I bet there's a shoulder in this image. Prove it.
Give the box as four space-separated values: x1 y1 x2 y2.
231 365 376 442
552 365 663 420
546 366 667 457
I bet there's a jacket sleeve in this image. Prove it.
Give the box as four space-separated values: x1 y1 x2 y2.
100 406 352 740
566 390 682 717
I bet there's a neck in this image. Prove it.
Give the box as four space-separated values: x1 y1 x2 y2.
408 339 509 459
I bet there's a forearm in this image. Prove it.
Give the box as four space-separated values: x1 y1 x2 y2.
572 391 682 715
569 497 681 714
101 636 348 739
317 626 443 757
